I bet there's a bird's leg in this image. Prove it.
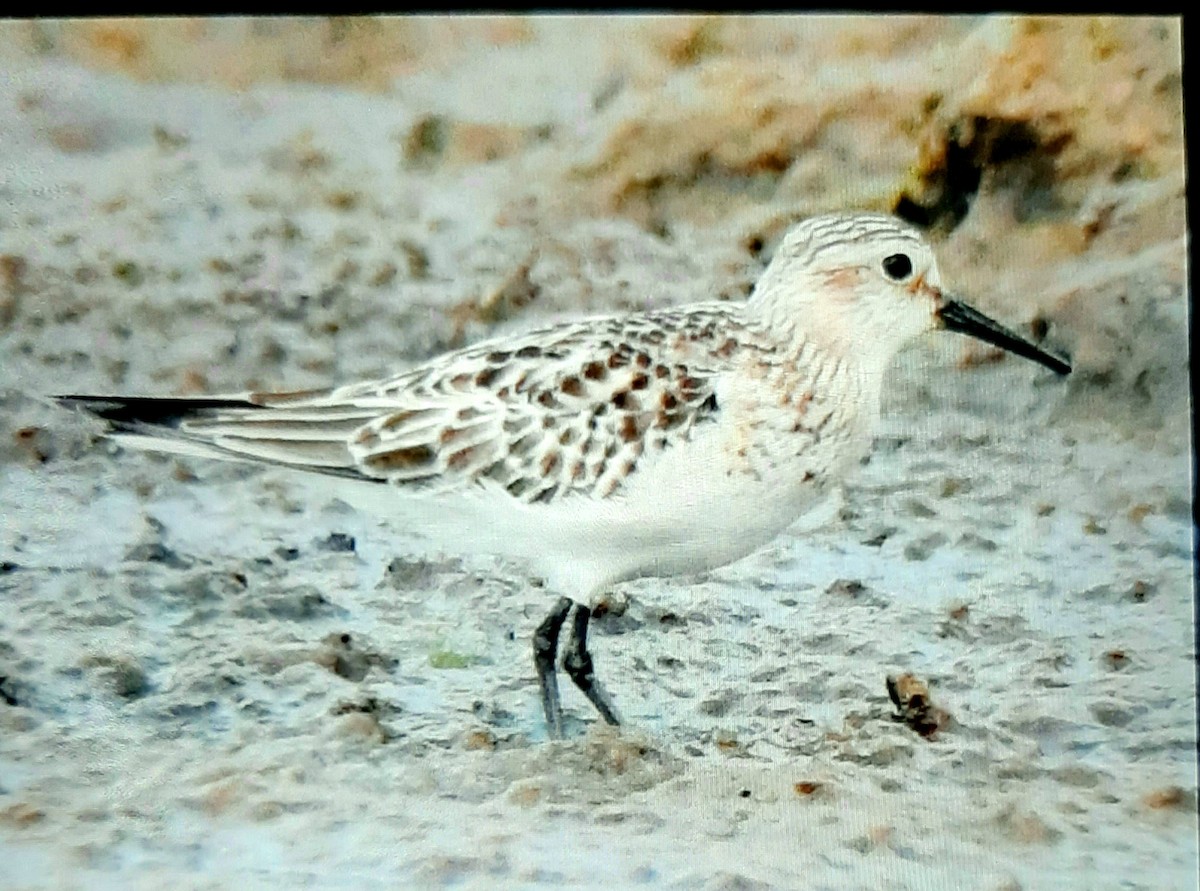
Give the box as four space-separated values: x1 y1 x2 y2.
562 603 620 726
533 596 573 739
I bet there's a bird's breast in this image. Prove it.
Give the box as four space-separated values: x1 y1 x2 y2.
717 348 868 490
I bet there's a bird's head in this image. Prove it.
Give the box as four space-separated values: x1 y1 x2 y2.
750 213 1070 376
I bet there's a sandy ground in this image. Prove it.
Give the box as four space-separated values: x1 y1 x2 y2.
1 16 1195 891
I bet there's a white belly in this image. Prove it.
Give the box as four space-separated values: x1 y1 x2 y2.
494 419 855 596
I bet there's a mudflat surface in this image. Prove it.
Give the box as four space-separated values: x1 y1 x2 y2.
1 17 1193 890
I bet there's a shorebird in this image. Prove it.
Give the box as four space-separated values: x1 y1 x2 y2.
57 212 1071 737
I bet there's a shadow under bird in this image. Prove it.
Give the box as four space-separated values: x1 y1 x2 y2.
57 212 1070 738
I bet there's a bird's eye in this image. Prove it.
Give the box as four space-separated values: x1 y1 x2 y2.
882 253 913 281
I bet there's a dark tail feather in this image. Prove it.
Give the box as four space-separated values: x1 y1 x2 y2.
54 392 379 482
54 395 264 432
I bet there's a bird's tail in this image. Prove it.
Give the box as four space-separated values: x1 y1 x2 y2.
55 392 374 479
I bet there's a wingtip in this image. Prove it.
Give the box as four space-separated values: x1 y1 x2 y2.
52 394 263 427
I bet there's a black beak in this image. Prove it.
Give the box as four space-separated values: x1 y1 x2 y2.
938 299 1071 376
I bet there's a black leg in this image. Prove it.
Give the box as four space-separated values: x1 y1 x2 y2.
562 603 620 726
533 596 573 738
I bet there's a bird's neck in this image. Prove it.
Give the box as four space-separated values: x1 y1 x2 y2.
748 286 896 386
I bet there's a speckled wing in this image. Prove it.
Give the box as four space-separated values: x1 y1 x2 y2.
345 305 742 503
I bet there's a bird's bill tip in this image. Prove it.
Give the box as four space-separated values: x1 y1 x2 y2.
937 299 1071 376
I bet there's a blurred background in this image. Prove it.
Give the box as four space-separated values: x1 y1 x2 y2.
0 16 1186 448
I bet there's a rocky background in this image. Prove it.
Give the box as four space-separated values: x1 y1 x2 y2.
0 16 1192 890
